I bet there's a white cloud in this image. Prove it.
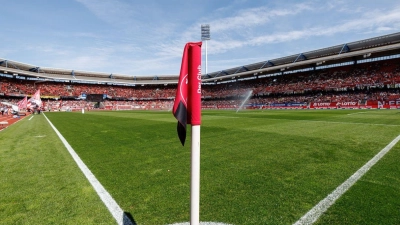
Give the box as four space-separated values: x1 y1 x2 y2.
211 3 313 33
4 0 400 75
74 0 137 27
204 4 400 55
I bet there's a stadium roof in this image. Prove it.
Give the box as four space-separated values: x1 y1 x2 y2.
1 32 400 85
203 31 400 83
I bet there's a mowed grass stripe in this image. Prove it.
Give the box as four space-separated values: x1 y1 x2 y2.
234 109 400 126
314 141 400 225
199 112 399 224
294 135 400 225
43 113 133 225
0 114 115 225
45 112 190 225
44 110 400 225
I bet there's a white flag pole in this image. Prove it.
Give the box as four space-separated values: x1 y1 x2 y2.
190 125 201 225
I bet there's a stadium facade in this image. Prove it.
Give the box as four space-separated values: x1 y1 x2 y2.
1 32 400 86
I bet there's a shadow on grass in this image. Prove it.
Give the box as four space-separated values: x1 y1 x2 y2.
123 212 137 225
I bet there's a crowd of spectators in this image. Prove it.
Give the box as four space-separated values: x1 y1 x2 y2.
1 58 400 109
0 79 177 100
0 103 14 116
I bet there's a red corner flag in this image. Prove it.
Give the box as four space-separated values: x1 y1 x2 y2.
173 42 202 146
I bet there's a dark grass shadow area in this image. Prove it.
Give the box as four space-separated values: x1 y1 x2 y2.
123 212 137 225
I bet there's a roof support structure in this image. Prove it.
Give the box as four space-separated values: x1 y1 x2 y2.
214 71 222 78
0 60 7 67
29 67 40 72
260 61 267 69
260 60 274 69
214 70 229 78
234 66 249 74
293 53 307 63
339 44 350 54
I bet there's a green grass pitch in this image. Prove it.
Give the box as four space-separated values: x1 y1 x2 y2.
1 109 400 225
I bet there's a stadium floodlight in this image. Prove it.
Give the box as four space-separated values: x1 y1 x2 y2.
201 24 210 40
201 24 210 76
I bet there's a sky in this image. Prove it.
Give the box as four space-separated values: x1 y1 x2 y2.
2 0 400 77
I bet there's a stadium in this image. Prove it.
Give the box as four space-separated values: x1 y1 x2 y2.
2 32 400 111
1 31 400 225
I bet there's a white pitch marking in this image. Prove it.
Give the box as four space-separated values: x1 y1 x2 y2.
347 112 367 115
29 116 34 120
43 113 133 225
293 134 400 225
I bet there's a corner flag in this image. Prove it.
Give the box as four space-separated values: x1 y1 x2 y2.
173 42 202 146
172 42 202 225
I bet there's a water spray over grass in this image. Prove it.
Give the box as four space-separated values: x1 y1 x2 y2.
236 90 253 113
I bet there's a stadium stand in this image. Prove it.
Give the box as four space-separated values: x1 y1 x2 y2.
2 32 400 110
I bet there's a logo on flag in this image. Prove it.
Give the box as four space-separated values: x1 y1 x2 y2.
173 42 202 146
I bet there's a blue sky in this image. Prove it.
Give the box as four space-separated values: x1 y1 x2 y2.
2 0 400 76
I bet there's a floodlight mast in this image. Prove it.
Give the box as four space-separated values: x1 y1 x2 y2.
201 24 210 76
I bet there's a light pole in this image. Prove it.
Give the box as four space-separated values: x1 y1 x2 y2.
201 24 210 76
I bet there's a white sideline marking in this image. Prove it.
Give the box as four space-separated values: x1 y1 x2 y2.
29 116 34 120
43 113 133 225
293 134 400 225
